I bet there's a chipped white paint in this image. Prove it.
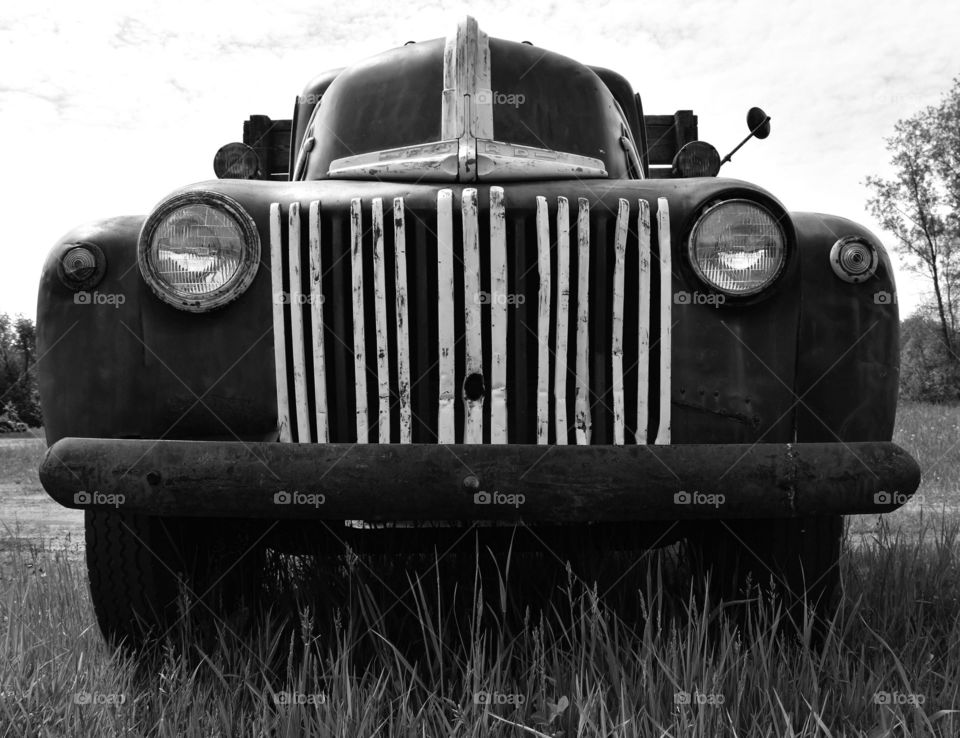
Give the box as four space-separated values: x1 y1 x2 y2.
437 189 456 443
328 141 460 182
371 198 391 443
535 196 552 444
441 16 492 180
553 196 570 445
656 197 672 445
350 198 368 443
636 199 652 445
393 197 412 444
269 203 291 443
476 140 607 180
462 188 484 443
489 187 508 444
308 201 328 443
287 203 311 443
611 198 629 446
574 198 592 445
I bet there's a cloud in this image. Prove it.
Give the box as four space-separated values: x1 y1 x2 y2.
0 0 955 318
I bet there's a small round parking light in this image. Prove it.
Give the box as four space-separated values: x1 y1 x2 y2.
830 236 878 283
58 242 106 291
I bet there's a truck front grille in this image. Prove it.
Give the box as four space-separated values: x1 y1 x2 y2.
269 188 672 445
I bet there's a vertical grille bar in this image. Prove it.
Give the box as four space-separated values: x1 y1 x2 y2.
349 197 368 443
308 200 329 443
635 199 651 445
393 197 412 444
462 188 483 443
437 189 456 443
287 202 311 443
489 187 508 443
656 197 672 445
371 198 391 443
269 203 292 443
611 198 629 445
535 196 551 444
574 198 592 445
553 196 570 445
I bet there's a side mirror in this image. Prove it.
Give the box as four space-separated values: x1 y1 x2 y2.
213 142 263 180
747 107 771 139
719 107 772 168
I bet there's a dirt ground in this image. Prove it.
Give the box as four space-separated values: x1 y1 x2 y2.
0 437 84 557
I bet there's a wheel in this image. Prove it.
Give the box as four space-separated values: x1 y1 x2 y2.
84 510 265 650
685 515 844 638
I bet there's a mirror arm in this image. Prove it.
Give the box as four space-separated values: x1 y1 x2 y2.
719 115 771 168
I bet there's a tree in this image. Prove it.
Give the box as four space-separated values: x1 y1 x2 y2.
865 76 960 363
0 313 42 428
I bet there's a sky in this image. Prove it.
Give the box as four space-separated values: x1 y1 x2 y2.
0 0 955 320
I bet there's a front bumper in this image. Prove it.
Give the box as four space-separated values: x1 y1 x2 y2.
40 438 920 521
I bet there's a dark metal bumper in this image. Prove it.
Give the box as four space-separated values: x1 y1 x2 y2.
39 438 920 521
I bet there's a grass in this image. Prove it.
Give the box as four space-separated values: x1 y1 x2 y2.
1 404 960 736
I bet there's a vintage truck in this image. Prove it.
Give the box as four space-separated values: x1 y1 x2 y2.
37 17 920 647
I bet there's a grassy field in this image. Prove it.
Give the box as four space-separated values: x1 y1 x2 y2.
1 404 959 736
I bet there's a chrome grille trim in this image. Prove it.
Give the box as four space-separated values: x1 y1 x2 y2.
307 201 329 443
611 198 629 445
489 187 509 443
349 198 369 443
535 196 552 444
436 189 456 443
270 192 673 446
269 203 291 443
656 197 672 445
636 199 652 445
574 197 592 445
393 197 412 444
462 188 484 443
553 196 571 445
287 202 311 443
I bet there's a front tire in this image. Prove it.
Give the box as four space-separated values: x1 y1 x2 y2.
85 510 264 650
686 515 844 636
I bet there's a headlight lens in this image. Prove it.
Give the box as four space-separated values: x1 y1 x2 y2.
688 199 786 296
139 192 260 312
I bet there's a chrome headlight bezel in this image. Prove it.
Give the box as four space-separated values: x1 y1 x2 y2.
686 198 788 298
829 235 879 283
138 191 261 312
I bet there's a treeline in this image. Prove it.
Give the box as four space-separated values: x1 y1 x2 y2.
900 313 960 403
0 314 41 430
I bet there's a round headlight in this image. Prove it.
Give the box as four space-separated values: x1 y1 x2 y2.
687 199 786 296
138 192 260 312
